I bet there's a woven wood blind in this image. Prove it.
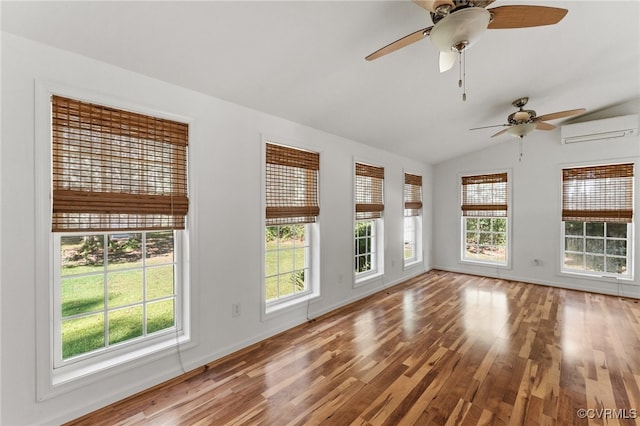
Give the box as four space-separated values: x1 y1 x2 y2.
51 95 189 232
562 163 634 223
404 173 423 217
461 173 508 217
265 143 319 226
355 163 384 220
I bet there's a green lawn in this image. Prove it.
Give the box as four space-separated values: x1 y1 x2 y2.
60 234 175 360
265 237 306 301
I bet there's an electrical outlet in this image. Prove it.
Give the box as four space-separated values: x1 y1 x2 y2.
232 303 241 317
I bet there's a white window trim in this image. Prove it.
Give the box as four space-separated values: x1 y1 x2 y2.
35 81 196 400
352 158 386 287
260 136 322 320
458 169 512 269
557 159 637 282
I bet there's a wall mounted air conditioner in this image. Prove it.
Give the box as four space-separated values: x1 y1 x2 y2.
560 114 638 144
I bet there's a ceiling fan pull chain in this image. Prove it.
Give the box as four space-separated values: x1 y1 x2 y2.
518 136 523 162
458 50 467 101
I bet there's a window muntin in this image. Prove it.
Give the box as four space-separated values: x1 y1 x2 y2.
464 217 507 264
56 230 179 366
265 224 310 304
355 220 377 275
563 221 630 276
460 172 509 266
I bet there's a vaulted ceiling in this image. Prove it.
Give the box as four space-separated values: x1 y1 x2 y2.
2 1 639 164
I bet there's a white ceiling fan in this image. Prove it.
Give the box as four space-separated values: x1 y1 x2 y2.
365 1 568 99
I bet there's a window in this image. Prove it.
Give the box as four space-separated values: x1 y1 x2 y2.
461 172 508 265
57 231 178 364
51 95 189 370
561 163 634 278
264 142 319 309
355 162 384 278
404 173 423 265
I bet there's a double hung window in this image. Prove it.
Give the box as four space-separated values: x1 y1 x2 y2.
264 142 319 309
51 95 189 369
355 162 384 278
561 163 634 278
461 172 509 265
403 173 423 265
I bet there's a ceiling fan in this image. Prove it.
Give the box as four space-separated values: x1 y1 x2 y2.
470 97 586 139
365 1 568 100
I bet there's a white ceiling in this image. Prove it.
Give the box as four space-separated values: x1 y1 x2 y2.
2 1 639 164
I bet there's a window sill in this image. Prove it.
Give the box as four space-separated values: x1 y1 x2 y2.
403 259 423 270
41 332 192 400
354 271 384 288
459 259 510 269
559 270 635 283
264 292 320 318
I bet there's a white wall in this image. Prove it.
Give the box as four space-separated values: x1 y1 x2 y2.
433 108 640 298
0 33 431 425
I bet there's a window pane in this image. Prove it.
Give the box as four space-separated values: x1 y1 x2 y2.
61 275 104 317
279 249 294 273
62 313 105 359
585 255 604 272
565 237 583 252
479 219 491 231
585 238 604 254
108 233 142 270
146 265 174 300
61 235 104 275
108 270 143 308
606 240 627 256
293 247 306 271
565 221 583 236
108 306 143 345
279 273 295 297
492 218 506 232
146 231 174 265
492 246 506 263
606 257 627 274
606 223 627 238
466 232 477 244
147 299 175 334
478 233 492 245
466 218 478 231
494 233 506 246
585 222 604 237
564 253 584 270
265 276 279 301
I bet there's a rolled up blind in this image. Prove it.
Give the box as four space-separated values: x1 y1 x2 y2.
355 162 384 220
461 173 507 217
51 95 189 232
404 173 423 217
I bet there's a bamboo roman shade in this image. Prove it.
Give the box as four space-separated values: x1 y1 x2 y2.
265 143 319 226
51 95 189 232
355 163 384 220
562 163 634 223
461 173 508 217
404 173 423 217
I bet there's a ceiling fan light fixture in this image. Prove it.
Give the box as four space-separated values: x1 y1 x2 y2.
429 7 491 52
507 122 537 138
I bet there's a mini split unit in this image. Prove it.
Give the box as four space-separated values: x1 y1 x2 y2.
560 114 639 144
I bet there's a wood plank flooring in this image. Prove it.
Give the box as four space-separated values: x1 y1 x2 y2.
66 271 640 425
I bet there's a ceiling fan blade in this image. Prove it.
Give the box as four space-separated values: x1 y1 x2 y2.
487 5 568 29
469 124 508 130
535 121 556 131
439 51 457 72
536 108 586 122
365 27 432 61
491 127 511 138
412 0 454 13
473 0 496 8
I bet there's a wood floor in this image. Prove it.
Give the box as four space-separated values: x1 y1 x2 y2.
66 271 640 425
